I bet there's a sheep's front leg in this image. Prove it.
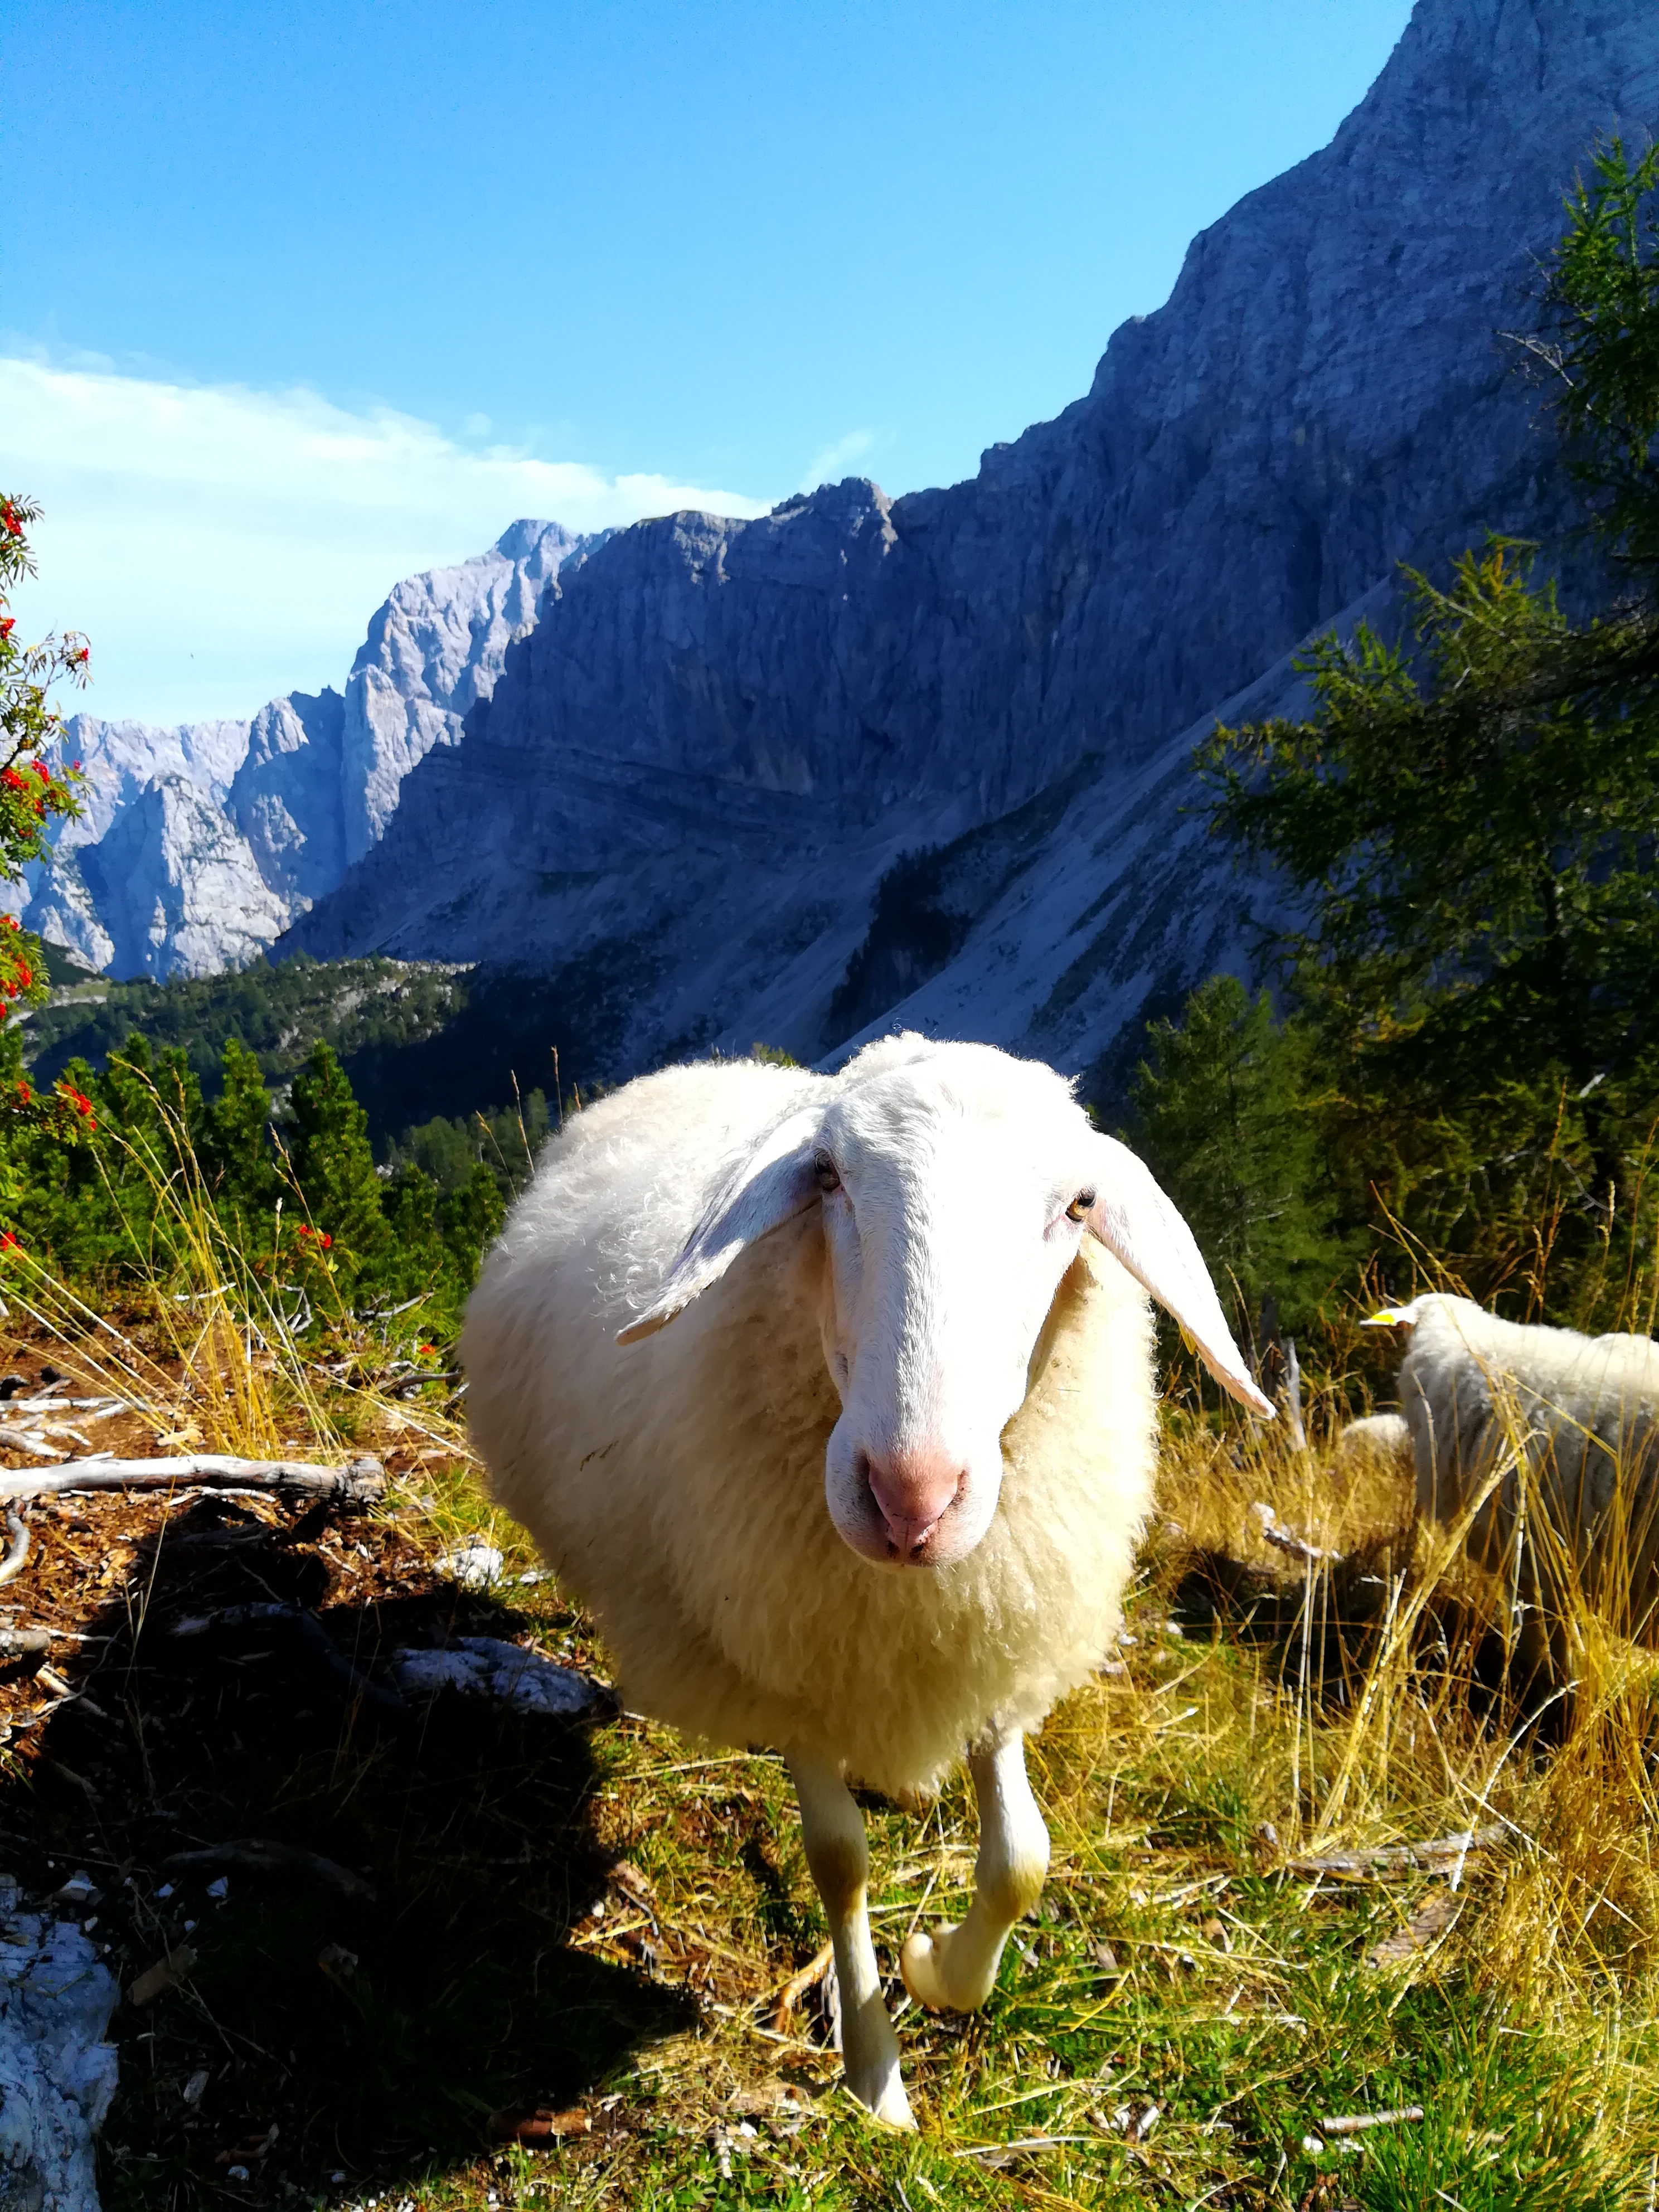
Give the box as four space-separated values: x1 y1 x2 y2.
900 1726 1049 2012
787 1747 914 2129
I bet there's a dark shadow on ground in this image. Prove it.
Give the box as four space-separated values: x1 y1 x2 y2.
0 1491 693 2209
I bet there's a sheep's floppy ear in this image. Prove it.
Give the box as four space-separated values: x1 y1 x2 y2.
1084 1134 1275 1418
617 1111 823 1345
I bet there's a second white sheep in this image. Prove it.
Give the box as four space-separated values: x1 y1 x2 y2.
1369 1293 1659 1662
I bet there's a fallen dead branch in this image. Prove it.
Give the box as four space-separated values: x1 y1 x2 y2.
0 1397 124 1413
1287 1827 1503 1878
954 2135 1096 2165
1369 1893 1461 1968
0 1434 67 1461
0 1508 29 1587
0 1625 56 1655
0 1456 384 1504
163 1839 376 1901
770 1939 833 2032
1251 1500 1344 1565
1321 2106 1425 2135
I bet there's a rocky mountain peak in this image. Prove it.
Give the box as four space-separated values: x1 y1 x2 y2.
14 520 601 978
17 0 1659 1115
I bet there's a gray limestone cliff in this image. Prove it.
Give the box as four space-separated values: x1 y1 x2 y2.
287 0 1659 1094
16 522 604 979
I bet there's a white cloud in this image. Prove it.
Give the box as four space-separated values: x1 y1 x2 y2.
798 428 876 496
1 356 775 726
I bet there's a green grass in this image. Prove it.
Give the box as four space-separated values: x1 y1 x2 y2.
300 1442 1657 2212
4 1196 1657 2209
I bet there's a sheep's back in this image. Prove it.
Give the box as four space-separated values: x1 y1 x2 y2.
1401 1298 1659 1640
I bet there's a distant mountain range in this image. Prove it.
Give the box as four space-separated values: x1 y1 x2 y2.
23 0 1659 1110
15 521 606 978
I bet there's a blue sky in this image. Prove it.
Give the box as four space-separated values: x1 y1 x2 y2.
2 0 1415 722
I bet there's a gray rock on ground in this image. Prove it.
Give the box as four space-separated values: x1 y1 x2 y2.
0 1880 119 2212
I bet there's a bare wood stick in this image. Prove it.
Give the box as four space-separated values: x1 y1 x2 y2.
0 1627 53 1654
0 1455 384 1503
1288 1826 1502 1877
0 1510 28 1588
1251 1500 1342 1564
163 1837 376 1900
2 1398 124 1414
0 1434 67 1462
770 1938 833 2032
1282 1337 1308 1452
1320 2106 1425 2135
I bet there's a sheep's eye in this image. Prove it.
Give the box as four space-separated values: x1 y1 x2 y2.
813 1151 842 1194
1065 1188 1097 1223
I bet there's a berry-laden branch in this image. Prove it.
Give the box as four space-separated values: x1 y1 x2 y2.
0 494 87 1017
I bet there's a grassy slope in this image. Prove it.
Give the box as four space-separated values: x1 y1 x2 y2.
0 1095 1652 2211
1 1248 1653 2212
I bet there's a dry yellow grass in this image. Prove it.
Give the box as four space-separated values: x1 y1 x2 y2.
2 1103 1657 2204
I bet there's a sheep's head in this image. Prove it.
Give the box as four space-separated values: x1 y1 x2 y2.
619 1039 1271 1570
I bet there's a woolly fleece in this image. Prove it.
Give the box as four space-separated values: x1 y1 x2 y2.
462 1041 1158 1797
1398 1294 1659 1641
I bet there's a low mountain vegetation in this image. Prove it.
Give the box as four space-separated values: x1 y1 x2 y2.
23 954 470 1118
2 1158 1656 2211
1137 139 1659 1348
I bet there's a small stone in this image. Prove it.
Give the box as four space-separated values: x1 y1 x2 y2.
434 1542 503 1590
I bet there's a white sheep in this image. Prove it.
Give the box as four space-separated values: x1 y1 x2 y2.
462 1035 1269 2125
1331 1411 1413 1482
1367 1294 1659 1658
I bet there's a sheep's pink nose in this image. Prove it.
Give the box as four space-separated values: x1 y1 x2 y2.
864 1448 964 1559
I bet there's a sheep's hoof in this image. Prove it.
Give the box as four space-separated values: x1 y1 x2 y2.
848 2064 916 2131
900 1926 996 2014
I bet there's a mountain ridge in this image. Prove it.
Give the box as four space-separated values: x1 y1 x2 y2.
287 0 1659 1097
21 0 1659 1117
12 521 607 978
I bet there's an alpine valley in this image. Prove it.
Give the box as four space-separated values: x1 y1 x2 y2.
26 0 1659 1124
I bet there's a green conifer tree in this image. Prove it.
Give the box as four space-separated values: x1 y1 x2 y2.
284 1041 391 1279
1128 976 1347 1337
205 1038 279 1214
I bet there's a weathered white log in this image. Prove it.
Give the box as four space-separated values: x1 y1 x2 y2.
0 1399 123 1414
0 1626 54 1654
1287 1826 1502 1876
0 1456 384 1503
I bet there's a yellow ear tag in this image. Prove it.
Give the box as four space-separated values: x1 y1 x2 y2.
1178 1325 1197 1356
1362 1307 1412 1327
